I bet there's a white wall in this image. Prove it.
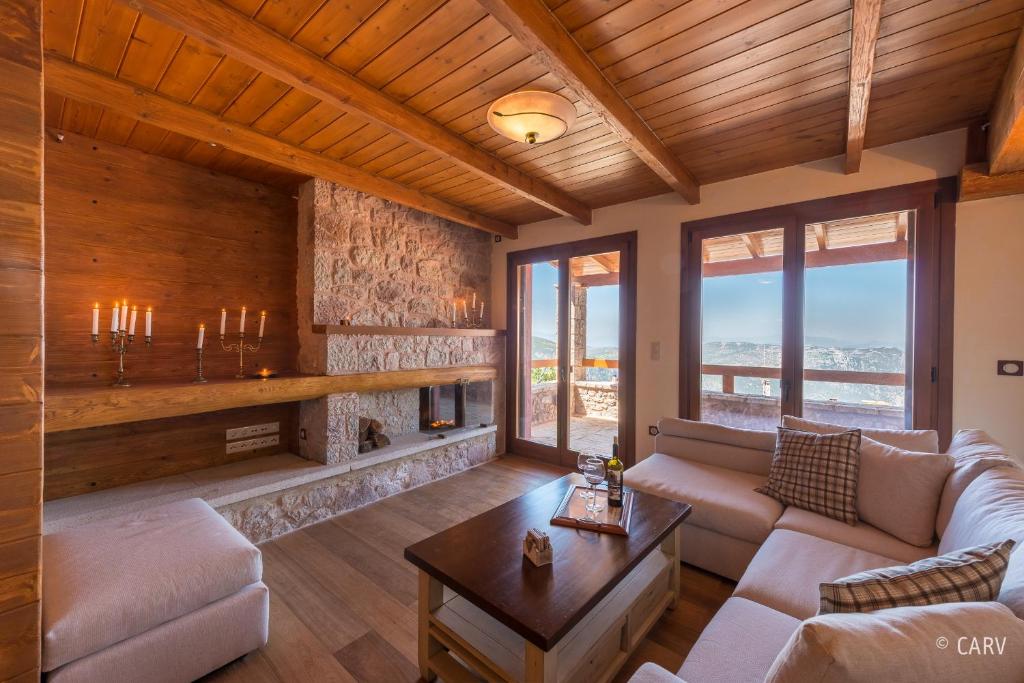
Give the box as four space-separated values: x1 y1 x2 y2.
490 128 1024 458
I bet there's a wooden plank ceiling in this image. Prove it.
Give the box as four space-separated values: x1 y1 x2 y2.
43 0 1024 230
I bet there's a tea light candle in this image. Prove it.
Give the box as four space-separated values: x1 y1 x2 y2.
258 310 266 338
145 307 153 337
219 308 227 336
128 306 138 336
110 303 119 333
239 306 247 333
91 303 99 336
196 323 205 349
119 301 128 331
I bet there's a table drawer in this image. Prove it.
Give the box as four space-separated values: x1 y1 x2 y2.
626 561 671 648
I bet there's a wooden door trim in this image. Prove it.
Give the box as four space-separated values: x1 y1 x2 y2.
505 232 638 467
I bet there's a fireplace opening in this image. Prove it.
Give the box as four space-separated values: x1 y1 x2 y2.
419 380 495 435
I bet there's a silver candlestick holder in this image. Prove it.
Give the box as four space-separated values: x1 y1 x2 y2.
220 332 262 379
93 329 151 387
192 348 208 383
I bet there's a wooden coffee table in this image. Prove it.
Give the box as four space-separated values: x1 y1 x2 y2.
404 473 691 683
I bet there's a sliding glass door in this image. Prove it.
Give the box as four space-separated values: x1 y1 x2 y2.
682 181 955 441
508 233 636 468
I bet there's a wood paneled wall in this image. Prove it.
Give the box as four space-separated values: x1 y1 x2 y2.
0 0 43 677
43 131 300 500
45 130 298 386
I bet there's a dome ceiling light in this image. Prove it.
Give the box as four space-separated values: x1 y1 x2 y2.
486 91 577 145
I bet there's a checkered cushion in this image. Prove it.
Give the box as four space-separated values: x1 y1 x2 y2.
819 539 1016 614
755 427 861 525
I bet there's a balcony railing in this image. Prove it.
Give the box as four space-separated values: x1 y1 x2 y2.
701 364 904 394
530 358 620 369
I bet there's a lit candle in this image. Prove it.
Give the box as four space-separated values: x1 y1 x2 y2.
91 303 99 336
451 301 456 323
480 300 485 320
462 299 468 319
120 301 128 331
197 323 205 349
110 303 119 333
219 308 227 336
145 307 152 337
239 306 247 333
472 292 477 310
128 306 138 336
258 310 266 338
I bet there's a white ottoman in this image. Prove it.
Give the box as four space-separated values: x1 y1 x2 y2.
42 498 269 682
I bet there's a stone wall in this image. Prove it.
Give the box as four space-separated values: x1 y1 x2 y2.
221 431 495 543
573 381 618 419
297 178 492 332
531 383 558 426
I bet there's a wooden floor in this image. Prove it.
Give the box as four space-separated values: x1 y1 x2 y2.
201 456 734 683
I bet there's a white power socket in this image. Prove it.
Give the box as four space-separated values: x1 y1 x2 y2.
226 434 280 454
226 422 279 441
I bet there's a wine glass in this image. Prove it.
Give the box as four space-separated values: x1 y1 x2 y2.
582 457 606 519
577 452 595 499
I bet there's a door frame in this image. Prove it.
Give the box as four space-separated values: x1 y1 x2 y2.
505 231 638 468
679 179 956 445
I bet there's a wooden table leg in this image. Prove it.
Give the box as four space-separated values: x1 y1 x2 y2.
666 526 682 609
418 570 443 682
524 641 556 682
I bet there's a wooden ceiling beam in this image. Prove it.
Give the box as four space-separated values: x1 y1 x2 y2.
740 233 762 258
988 28 1024 174
813 224 828 251
477 0 700 204
845 0 883 174
44 56 519 238
959 162 1024 202
119 0 591 225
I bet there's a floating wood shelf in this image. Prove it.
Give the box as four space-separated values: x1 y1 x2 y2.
311 325 506 337
45 365 499 433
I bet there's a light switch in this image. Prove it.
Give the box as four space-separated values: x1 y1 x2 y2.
650 341 661 361
997 360 1023 376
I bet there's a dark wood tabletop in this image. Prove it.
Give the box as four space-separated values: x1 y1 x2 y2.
404 473 691 651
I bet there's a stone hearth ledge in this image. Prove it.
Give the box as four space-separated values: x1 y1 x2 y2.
45 425 496 542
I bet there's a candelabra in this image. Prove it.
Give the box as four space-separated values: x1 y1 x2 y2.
93 328 151 387
220 331 262 379
453 298 486 329
192 348 208 383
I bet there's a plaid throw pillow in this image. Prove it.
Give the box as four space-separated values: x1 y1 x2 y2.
755 427 861 525
819 539 1017 614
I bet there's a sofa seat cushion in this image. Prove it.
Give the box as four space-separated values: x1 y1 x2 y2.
775 507 937 564
734 530 899 619
626 453 783 544
43 498 263 671
677 597 800 683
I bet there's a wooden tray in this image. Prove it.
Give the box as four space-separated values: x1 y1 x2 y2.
550 484 634 536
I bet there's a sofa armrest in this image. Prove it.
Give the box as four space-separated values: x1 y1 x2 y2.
627 663 687 683
655 417 775 477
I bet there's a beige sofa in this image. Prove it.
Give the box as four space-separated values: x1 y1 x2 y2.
625 418 1024 682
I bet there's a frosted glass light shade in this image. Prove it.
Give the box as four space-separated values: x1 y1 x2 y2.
486 91 577 144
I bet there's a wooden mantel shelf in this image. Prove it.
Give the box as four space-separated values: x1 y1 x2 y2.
312 325 506 337
45 365 499 433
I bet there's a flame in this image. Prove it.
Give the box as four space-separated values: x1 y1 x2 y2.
430 420 455 429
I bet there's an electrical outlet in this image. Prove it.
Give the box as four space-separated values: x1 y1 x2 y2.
226 422 279 441
649 425 659 436
226 434 279 454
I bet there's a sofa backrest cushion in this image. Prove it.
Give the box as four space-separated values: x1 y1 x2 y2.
856 438 953 547
655 418 775 476
782 415 939 453
765 602 1024 683
939 466 1024 619
936 429 1020 537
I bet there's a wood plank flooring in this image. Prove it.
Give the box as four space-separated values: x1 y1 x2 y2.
200 456 734 683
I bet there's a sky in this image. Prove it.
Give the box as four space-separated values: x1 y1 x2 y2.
527 259 909 352
702 260 908 348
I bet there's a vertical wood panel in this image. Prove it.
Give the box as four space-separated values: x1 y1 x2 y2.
0 0 43 677
43 131 301 498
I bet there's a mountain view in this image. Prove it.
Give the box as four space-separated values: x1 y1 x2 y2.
531 336 619 382
702 341 905 406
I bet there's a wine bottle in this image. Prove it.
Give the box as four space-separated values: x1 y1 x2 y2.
607 436 624 507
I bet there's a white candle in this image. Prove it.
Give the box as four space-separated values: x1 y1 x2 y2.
480 300 485 320
145 307 152 337
197 323 205 349
219 308 227 336
119 301 128 331
110 304 119 333
128 306 138 336
91 303 99 336
472 292 477 309
451 302 456 323
462 300 468 319
239 306 247 333
258 311 266 338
